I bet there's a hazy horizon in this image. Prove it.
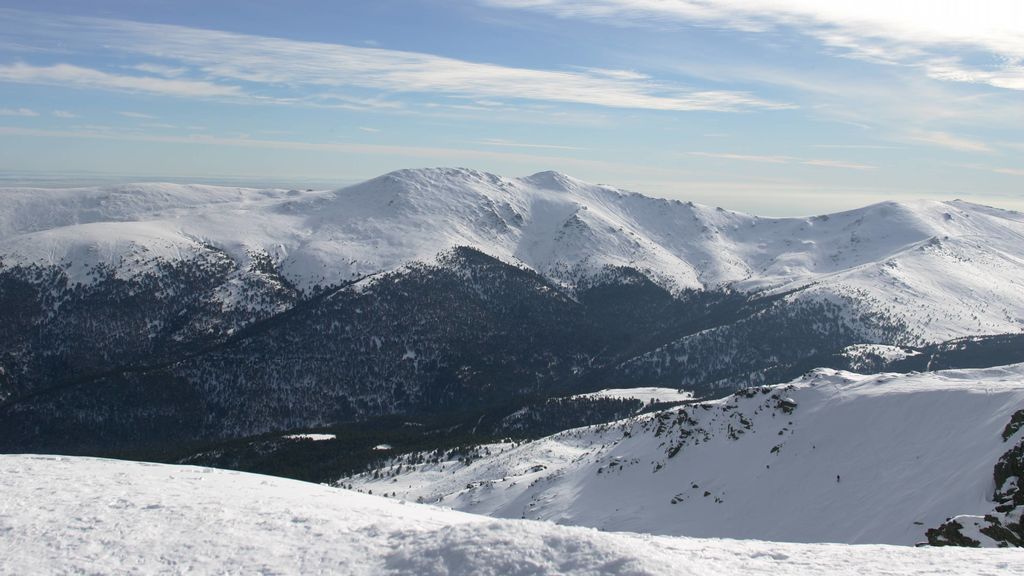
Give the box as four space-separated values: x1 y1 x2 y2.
1 2 1022 215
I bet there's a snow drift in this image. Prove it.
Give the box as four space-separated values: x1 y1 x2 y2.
0 455 1019 575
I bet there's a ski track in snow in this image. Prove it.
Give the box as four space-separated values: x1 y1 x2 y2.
1 454 1021 575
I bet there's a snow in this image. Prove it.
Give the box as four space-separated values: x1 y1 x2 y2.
573 387 695 404
3 168 1024 342
943 515 1007 547
345 364 1024 546
1 455 1020 575
283 433 336 441
841 344 921 362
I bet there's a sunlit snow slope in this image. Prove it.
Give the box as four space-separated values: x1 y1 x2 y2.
1 455 1020 575
3 168 1024 342
344 364 1024 546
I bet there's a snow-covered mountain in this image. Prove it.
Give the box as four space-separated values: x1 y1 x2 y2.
3 168 1024 341
2 168 1023 455
1 455 1018 575
341 364 1024 547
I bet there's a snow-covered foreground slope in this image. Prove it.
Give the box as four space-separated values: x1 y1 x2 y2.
1 455 1020 575
3 168 1024 342
344 364 1024 546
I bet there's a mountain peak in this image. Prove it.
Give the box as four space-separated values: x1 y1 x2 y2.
375 167 504 186
521 170 580 192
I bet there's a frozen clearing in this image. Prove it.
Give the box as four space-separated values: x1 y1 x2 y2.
573 386 695 404
1 455 1020 575
282 433 337 441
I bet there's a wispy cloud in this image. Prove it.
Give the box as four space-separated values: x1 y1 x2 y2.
993 167 1024 177
960 163 1024 177
689 152 790 164
130 63 188 78
811 143 901 150
358 126 381 133
481 1 1024 92
689 151 874 170
0 107 38 117
477 138 587 151
51 110 77 118
0 125 609 168
924 59 1024 91
905 130 994 153
0 62 244 98
0 9 790 113
119 111 157 119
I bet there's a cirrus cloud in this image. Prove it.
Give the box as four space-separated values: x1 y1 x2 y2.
0 62 244 98
0 8 790 113
481 0 1024 91
0 106 37 116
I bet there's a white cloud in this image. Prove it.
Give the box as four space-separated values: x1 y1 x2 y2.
925 59 1024 91
905 130 994 153
811 144 901 150
0 62 244 98
130 63 188 78
0 9 789 113
358 127 381 133
477 138 587 151
119 111 157 119
993 167 1024 177
51 110 77 118
0 107 37 117
959 163 1024 178
689 152 790 164
481 1 1024 91
800 159 875 171
688 151 874 170
0 125 637 173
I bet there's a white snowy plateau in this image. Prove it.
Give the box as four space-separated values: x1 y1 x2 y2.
2 167 1024 343
343 364 1024 547
1 454 1020 575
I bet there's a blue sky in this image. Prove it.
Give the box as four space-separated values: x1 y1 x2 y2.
0 0 1021 214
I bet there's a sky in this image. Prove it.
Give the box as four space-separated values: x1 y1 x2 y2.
0 0 1021 215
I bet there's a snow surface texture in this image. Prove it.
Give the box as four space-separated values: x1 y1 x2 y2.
3 168 1024 343
282 433 336 441
1 455 1021 575
572 387 695 404
344 364 1024 546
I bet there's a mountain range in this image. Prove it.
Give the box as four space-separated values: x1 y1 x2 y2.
1 168 1022 465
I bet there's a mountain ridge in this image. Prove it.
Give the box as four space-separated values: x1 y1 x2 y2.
3 167 1023 341
341 363 1024 546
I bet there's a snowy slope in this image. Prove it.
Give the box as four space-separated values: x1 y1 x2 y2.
572 387 695 404
3 168 1024 341
343 364 1024 546
1 455 1020 575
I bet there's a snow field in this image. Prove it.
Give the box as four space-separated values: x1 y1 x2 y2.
1 455 1021 575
